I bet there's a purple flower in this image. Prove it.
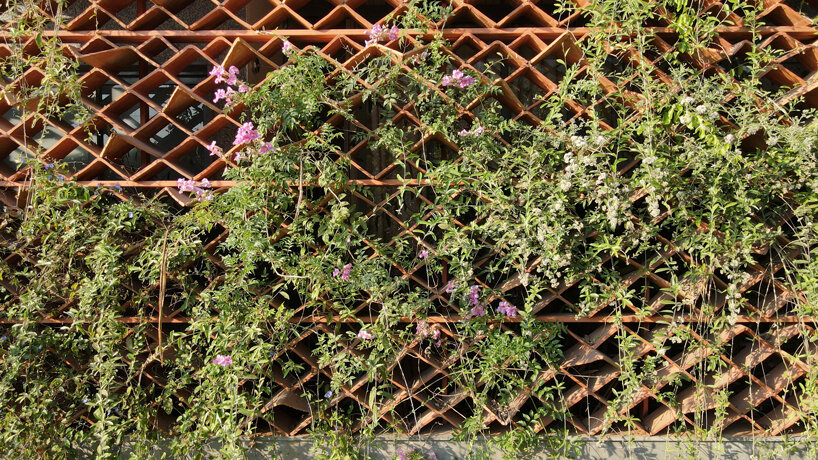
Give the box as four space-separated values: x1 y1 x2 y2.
468 285 480 305
44 163 54 169
324 390 333 399
388 25 399 41
470 304 486 317
357 329 373 340
212 355 233 366
497 300 518 317
444 280 457 294
441 75 453 87
238 84 249 93
332 268 341 277
233 122 260 146
397 448 416 460
417 249 429 259
458 129 470 136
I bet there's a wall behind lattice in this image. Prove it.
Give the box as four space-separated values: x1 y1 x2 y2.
1 0 818 440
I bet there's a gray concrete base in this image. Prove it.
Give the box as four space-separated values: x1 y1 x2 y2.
102 436 816 459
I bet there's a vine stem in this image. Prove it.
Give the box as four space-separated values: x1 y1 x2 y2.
158 227 169 363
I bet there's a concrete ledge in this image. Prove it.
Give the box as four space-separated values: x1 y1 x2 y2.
97 436 815 459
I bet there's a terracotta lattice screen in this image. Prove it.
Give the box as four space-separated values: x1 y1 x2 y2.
2 0 818 440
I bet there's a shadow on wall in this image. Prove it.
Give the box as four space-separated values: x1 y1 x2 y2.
87 436 812 459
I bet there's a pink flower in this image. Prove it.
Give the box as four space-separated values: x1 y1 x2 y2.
444 280 457 294
417 320 442 341
365 23 399 47
441 69 475 88
416 320 430 337
282 40 295 55
238 84 249 93
459 75 475 88
213 355 233 366
177 178 213 202
458 126 485 137
367 24 383 41
259 142 274 154
470 304 486 317
233 122 260 146
177 178 195 192
468 285 480 306
357 329 373 340
206 141 223 157
334 263 352 280
418 249 429 259
410 50 429 65
210 65 226 83
213 87 236 104
497 300 518 317
225 66 239 86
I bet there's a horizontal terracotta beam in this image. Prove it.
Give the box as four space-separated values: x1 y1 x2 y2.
1 315 813 325
0 179 429 188
1 27 814 44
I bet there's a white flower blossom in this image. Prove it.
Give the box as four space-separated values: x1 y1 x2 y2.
570 135 587 149
559 180 571 192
